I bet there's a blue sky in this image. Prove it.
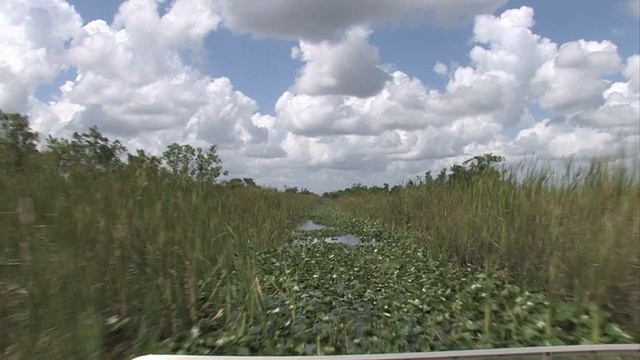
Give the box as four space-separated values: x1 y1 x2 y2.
63 0 640 115
2 0 639 192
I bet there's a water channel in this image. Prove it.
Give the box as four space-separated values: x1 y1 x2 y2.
296 220 365 246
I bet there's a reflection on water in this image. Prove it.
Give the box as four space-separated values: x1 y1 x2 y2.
298 220 326 231
297 220 364 246
311 234 361 246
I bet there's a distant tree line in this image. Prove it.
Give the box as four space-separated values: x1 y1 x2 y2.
282 186 315 195
321 153 506 198
0 111 282 189
2 111 506 197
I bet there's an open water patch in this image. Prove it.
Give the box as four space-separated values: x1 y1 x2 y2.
309 234 361 246
297 220 327 231
295 220 378 247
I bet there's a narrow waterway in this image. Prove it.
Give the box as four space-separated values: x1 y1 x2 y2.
296 220 363 246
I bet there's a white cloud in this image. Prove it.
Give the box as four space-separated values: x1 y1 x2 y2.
533 40 623 115
275 71 436 137
270 6 638 191
577 81 639 134
506 119 634 161
624 55 640 92
471 7 557 81
0 0 81 113
184 77 268 148
468 6 558 125
276 6 559 140
3 0 276 159
220 0 508 42
433 62 448 76
291 26 390 98
112 0 220 60
1 2 638 193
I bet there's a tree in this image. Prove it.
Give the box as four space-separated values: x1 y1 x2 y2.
435 168 448 184
445 153 506 185
162 143 227 183
448 164 472 184
46 126 128 173
242 177 257 187
223 178 245 188
0 111 39 172
462 153 505 179
126 149 162 174
423 171 434 185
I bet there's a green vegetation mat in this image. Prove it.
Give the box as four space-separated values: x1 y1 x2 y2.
165 209 634 356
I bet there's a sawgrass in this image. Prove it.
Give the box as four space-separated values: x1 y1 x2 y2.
0 165 316 359
334 158 640 339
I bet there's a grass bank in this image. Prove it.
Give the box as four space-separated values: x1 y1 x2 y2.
0 166 317 359
334 159 640 339
1 162 636 358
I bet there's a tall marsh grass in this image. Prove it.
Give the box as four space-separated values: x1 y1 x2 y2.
335 159 640 339
0 164 316 359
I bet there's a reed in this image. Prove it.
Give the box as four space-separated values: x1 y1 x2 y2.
0 163 316 359
335 158 640 339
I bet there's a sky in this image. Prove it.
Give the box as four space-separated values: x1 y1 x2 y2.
1 0 639 193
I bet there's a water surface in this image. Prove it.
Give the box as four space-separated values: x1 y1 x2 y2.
298 220 326 231
297 220 363 246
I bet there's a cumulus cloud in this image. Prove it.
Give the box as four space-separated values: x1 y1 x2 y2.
0 0 81 113
275 7 558 138
468 6 558 125
533 40 623 115
112 0 220 62
270 5 638 188
291 26 390 98
276 71 435 136
0 0 289 180
576 80 639 134
1 2 638 193
35 0 271 155
184 77 268 148
624 55 640 92
220 0 508 42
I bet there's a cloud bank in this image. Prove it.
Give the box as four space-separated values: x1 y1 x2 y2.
220 0 509 41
